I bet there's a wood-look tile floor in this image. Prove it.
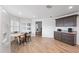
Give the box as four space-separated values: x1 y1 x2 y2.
11 36 79 53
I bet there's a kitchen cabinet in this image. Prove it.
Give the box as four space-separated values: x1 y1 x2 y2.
54 31 62 41
54 31 76 46
56 15 77 27
56 18 64 27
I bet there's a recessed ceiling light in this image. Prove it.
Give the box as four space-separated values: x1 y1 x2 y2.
68 6 73 9
18 12 22 15
33 16 35 18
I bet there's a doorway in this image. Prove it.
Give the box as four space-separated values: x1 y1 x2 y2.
35 21 42 37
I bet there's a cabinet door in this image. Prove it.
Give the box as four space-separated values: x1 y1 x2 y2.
65 34 76 45
54 32 58 40
62 33 76 45
56 19 63 27
54 32 62 41
61 33 68 43
56 15 77 27
63 15 77 27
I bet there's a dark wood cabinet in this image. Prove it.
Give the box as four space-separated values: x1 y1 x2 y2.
54 31 76 46
56 19 64 27
63 17 73 27
61 33 76 45
61 33 68 42
63 15 77 27
54 31 62 41
56 15 77 27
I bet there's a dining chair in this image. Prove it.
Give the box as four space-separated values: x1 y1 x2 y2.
24 33 28 43
14 36 20 45
19 35 25 45
27 32 31 42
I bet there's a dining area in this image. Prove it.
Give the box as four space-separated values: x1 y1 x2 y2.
11 32 31 46
10 18 32 46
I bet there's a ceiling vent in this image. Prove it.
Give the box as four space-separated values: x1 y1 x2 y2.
46 5 52 8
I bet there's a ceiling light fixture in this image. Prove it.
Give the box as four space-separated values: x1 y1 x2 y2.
69 6 73 9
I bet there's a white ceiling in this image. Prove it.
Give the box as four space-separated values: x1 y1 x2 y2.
2 5 79 19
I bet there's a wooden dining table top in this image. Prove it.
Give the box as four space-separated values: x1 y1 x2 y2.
11 32 31 37
11 33 24 37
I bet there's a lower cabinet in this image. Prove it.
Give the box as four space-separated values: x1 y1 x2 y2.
54 31 76 46
54 31 62 41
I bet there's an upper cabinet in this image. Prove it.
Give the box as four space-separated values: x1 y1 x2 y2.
56 18 64 27
56 15 77 27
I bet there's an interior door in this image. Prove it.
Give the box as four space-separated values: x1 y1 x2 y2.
35 21 42 36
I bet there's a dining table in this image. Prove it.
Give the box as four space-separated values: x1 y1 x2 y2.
10 32 31 44
10 33 24 43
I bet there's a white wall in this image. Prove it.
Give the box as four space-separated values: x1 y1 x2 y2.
0 11 2 43
55 27 77 32
31 18 55 38
42 19 55 38
0 9 10 44
77 16 79 45
0 7 11 52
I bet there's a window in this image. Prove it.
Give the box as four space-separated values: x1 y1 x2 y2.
11 20 20 33
10 20 31 33
20 23 27 32
20 23 31 33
